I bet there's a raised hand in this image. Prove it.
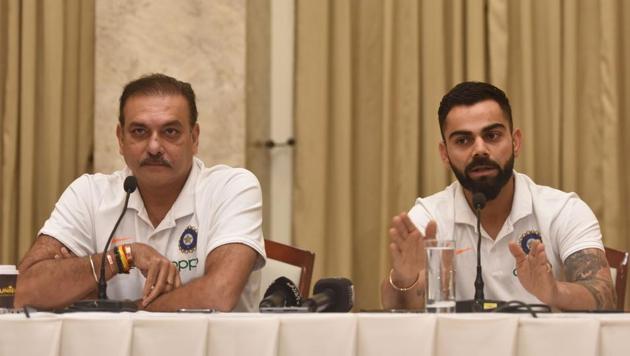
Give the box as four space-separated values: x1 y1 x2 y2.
388 212 437 288
508 240 558 305
129 243 182 307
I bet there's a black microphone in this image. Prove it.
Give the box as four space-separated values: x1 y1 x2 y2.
66 176 138 312
472 192 486 210
456 192 506 312
97 176 137 299
259 277 302 310
472 192 486 304
302 278 354 312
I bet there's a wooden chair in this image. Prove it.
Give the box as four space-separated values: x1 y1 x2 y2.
605 246 629 310
260 239 315 299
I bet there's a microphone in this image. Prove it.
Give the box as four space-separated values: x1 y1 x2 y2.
302 278 354 312
472 192 486 210
98 176 137 299
259 277 302 310
66 176 138 312
472 192 486 303
456 192 506 312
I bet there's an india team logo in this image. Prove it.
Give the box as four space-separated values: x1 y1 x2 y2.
518 230 542 255
179 226 198 254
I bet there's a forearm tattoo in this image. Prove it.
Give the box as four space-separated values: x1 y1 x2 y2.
565 249 616 309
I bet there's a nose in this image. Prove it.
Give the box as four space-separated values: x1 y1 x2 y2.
146 131 163 156
471 136 489 158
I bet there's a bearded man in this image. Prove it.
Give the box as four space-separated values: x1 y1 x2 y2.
381 82 615 311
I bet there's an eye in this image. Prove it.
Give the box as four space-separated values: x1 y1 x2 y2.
484 131 502 142
130 127 147 137
163 127 181 138
453 136 471 146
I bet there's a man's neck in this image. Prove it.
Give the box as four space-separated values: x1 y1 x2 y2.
138 177 188 228
464 175 516 239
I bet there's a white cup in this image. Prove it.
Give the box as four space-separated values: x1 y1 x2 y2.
0 265 19 308
424 240 455 313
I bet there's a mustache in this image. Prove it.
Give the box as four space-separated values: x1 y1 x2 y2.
464 156 501 175
140 156 172 167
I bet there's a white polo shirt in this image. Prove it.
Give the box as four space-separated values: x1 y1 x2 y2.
39 157 266 311
408 171 603 304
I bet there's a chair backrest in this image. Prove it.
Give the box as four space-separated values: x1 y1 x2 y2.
605 246 629 310
260 239 315 301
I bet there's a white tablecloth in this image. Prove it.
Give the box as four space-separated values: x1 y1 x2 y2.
1 312 629 356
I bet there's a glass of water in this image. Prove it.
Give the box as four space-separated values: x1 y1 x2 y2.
424 239 455 313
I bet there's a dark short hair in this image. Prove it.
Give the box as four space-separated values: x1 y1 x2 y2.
118 73 198 126
437 81 513 140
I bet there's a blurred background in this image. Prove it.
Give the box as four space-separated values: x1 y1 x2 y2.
1 0 629 310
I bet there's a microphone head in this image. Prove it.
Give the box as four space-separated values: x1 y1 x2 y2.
313 277 354 312
124 176 138 194
261 276 302 307
472 192 486 210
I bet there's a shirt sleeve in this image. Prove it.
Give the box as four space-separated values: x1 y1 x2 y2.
551 194 604 262
38 175 96 256
408 197 438 237
205 169 266 269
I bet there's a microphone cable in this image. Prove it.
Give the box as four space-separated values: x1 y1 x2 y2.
493 300 551 318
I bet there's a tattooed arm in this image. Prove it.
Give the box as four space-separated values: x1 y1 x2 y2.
543 194 616 310
560 248 616 310
509 242 615 310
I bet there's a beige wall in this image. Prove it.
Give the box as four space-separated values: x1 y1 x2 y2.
94 0 246 173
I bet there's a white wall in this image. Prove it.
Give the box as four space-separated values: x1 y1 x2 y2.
94 0 246 173
269 0 295 244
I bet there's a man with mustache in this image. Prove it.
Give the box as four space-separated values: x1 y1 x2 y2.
15 74 265 312
382 82 615 310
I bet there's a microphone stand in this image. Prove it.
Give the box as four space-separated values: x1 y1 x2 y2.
473 193 486 311
455 192 505 312
65 176 138 312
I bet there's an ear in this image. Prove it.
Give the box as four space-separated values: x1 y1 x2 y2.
438 141 450 167
192 123 200 154
512 128 522 157
116 124 124 155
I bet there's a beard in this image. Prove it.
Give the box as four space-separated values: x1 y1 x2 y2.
450 153 515 201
